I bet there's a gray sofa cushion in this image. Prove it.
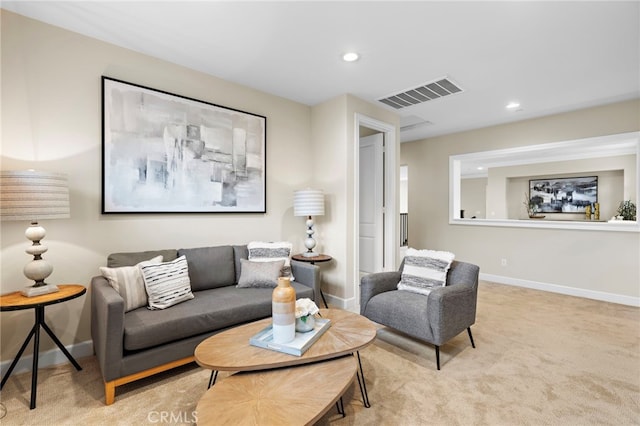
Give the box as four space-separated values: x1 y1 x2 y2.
363 289 435 343
178 246 235 291
123 282 314 351
107 249 178 268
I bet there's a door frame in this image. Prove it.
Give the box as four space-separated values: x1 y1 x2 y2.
353 113 398 310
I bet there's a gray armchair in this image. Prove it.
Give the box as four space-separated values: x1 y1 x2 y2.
360 260 480 369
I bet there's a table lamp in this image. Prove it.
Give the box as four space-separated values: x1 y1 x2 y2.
293 189 325 257
0 170 70 297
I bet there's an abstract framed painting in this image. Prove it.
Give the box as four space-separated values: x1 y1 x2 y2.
102 76 266 213
529 176 598 213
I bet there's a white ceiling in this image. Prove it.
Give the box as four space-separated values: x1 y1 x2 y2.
2 1 639 142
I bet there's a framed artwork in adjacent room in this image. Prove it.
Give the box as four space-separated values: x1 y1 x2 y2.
102 76 266 213
529 176 598 213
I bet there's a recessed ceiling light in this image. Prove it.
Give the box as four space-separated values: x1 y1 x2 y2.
506 102 521 110
477 166 484 170
342 52 359 62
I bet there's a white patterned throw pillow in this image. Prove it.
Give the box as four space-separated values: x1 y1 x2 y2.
247 241 294 280
397 248 455 296
99 255 163 312
140 255 194 310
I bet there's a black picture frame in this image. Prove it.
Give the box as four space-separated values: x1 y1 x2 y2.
102 76 266 213
529 176 598 213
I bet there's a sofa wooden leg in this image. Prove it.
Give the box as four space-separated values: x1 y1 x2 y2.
467 327 476 348
105 381 115 405
435 346 440 370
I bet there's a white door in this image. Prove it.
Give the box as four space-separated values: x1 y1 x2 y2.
359 133 384 278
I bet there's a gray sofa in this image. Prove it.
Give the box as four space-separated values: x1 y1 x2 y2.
91 244 319 405
360 260 479 370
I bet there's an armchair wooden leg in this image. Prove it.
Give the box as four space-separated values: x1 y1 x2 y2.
467 327 476 348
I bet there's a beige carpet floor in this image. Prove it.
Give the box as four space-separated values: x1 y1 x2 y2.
1 281 638 425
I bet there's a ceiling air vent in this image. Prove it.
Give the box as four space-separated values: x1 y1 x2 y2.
378 77 463 109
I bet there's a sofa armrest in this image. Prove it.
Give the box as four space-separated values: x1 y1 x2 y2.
360 271 402 315
291 260 320 303
91 275 125 382
427 281 478 345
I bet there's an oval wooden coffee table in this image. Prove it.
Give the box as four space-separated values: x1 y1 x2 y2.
196 356 356 426
194 309 377 422
195 309 376 371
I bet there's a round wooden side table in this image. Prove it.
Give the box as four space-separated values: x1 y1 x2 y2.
0 284 86 409
291 254 333 308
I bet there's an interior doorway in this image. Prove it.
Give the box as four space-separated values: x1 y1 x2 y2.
354 114 397 311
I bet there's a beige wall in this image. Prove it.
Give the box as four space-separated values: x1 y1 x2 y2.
0 11 317 361
401 99 640 301
309 96 348 300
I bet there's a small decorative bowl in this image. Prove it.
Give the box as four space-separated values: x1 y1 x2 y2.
295 314 315 333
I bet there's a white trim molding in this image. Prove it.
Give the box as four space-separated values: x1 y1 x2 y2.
481 273 640 307
323 292 358 313
452 218 639 232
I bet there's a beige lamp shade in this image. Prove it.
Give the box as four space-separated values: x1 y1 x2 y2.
0 170 70 221
293 189 325 217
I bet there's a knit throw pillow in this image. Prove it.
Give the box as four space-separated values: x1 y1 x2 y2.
247 241 294 280
397 248 455 296
99 255 163 312
140 255 194 310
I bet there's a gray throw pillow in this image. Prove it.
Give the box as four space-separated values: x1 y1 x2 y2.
247 241 294 280
237 258 286 288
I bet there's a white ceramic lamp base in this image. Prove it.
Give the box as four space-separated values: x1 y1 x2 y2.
303 217 317 257
21 222 60 297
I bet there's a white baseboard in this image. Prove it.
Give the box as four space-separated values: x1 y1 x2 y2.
1 340 94 377
323 293 359 312
481 273 640 307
